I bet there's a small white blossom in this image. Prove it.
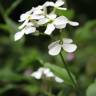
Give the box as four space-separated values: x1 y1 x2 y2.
43 0 67 10
14 23 36 41
31 67 64 83
48 38 77 56
18 13 44 29
14 6 45 41
38 13 79 35
19 6 44 22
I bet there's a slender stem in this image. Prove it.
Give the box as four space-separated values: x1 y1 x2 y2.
59 52 77 87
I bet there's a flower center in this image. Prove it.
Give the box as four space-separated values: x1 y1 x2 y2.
28 15 32 19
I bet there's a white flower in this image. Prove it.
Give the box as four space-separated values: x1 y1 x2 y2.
14 6 45 41
48 38 77 56
38 13 79 35
18 14 44 30
18 8 44 30
14 22 36 41
43 0 67 10
31 68 54 79
31 67 64 83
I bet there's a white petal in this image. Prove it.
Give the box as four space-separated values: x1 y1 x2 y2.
62 44 77 53
24 26 36 34
43 1 54 7
32 15 44 20
37 18 49 25
34 5 43 11
27 22 34 26
54 16 68 25
55 24 66 29
55 0 64 7
54 16 68 29
47 13 57 20
55 76 64 83
19 9 33 22
46 71 54 77
68 21 79 26
18 20 28 29
31 71 42 79
33 10 43 15
48 40 60 49
19 13 28 22
14 31 24 41
44 68 54 77
63 38 73 43
44 23 55 35
48 43 61 56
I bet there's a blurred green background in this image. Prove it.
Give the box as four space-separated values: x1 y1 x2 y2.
0 0 96 96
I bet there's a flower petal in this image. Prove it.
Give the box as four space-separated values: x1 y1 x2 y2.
63 38 73 43
32 15 44 20
14 31 24 41
19 13 28 22
48 40 60 49
43 1 54 7
33 10 43 15
31 71 42 79
54 76 64 83
54 16 68 25
55 0 64 7
54 16 68 29
48 43 61 56
55 24 66 29
62 44 77 53
24 26 36 34
44 23 55 35
44 68 54 77
37 18 49 25
68 21 79 26
47 13 57 20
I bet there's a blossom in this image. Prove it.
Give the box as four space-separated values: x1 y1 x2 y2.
14 6 45 41
38 13 79 35
18 11 44 29
48 38 77 56
14 22 36 41
31 67 64 83
43 0 67 10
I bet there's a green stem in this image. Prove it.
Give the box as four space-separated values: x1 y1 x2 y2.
59 52 77 87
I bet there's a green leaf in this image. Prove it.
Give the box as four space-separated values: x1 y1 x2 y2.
24 84 40 94
55 9 74 19
0 67 24 82
6 0 22 16
18 48 42 70
86 81 96 96
75 20 96 43
45 63 76 86
0 84 16 94
4 17 18 33
0 24 9 31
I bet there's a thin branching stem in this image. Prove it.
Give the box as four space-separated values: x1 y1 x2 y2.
59 52 77 87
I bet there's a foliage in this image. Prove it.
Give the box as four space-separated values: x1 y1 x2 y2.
0 0 96 96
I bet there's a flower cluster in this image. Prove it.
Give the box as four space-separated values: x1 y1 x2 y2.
31 67 64 83
14 0 79 42
14 0 79 82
